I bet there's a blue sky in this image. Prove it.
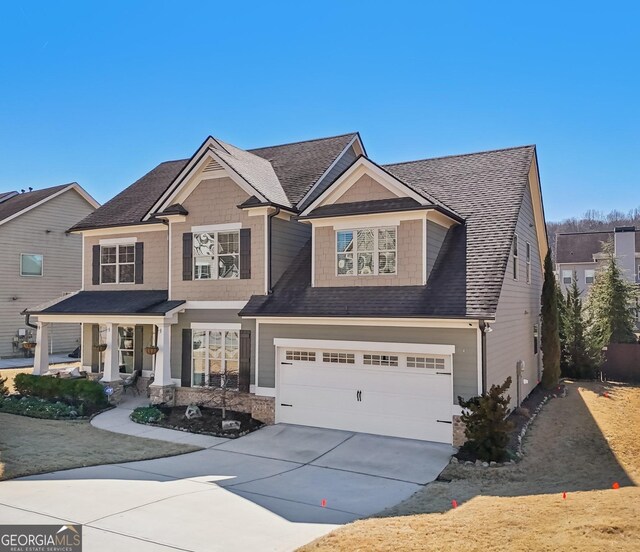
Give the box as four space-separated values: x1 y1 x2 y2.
0 1 637 221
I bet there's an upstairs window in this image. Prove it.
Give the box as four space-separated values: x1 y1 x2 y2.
336 227 396 276
525 242 531 284
193 231 240 280
20 253 43 277
101 244 134 283
585 269 595 284
512 234 519 280
562 270 572 285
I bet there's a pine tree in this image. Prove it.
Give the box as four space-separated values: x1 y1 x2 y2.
541 250 561 389
557 280 570 376
585 242 638 358
564 273 594 378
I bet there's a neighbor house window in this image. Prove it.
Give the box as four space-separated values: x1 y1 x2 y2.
101 244 135 283
512 234 519 280
336 227 396 276
118 326 135 373
193 231 240 280
525 242 531 284
533 324 539 355
20 253 43 277
192 329 239 388
562 270 572 285
363 354 398 366
585 269 595 284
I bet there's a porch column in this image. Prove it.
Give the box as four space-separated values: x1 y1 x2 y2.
32 322 50 376
149 322 175 404
101 323 120 383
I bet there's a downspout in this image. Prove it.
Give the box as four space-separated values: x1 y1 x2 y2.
23 311 37 329
479 320 488 394
267 207 281 293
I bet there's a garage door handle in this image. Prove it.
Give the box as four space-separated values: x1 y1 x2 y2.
280 403 293 407
437 420 452 424
436 372 452 375
281 362 293 365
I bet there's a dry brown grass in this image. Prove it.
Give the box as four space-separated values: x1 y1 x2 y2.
301 381 640 552
0 413 200 480
1 367 33 393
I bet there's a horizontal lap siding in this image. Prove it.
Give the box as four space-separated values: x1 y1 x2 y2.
0 190 94 356
271 218 310 286
486 177 543 405
556 262 597 295
257 323 478 401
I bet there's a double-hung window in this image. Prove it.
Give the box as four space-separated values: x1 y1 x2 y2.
562 270 572 285
525 242 531 284
192 329 239 388
101 244 135 283
336 227 396 276
193 231 240 280
585 269 595 284
512 234 519 280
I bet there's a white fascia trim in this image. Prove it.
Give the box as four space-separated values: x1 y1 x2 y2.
0 184 99 228
249 316 482 329
99 237 138 245
36 314 179 325
556 261 598 266
250 384 276 397
191 222 242 233
296 135 359 209
76 224 166 237
312 210 429 230
273 338 455 355
191 322 242 330
183 301 247 310
301 158 428 216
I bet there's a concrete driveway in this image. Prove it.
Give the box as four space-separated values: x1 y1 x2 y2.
0 424 453 551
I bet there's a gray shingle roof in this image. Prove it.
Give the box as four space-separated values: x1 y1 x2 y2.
71 133 357 231
242 145 537 319
556 230 640 263
0 185 72 224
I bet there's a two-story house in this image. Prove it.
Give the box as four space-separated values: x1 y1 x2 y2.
26 133 548 446
0 184 97 358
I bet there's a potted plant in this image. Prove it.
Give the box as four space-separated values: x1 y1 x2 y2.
94 343 107 352
22 341 36 350
145 345 159 355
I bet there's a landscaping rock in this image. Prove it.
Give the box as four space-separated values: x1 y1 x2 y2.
489 461 497 467
475 459 482 467
221 419 241 430
450 457 459 464
482 462 489 468
185 404 202 420
465 461 474 466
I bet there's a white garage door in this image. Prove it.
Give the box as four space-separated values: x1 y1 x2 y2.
275 340 454 443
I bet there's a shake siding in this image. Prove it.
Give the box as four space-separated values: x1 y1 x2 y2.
83 229 168 290
170 177 266 300
0 190 94 356
426 221 448 279
334 174 397 204
257 323 478 400
271 218 310 286
486 180 543 405
314 219 423 287
302 146 358 208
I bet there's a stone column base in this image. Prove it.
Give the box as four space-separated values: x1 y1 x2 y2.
149 384 175 405
251 396 275 425
452 415 467 447
102 380 123 405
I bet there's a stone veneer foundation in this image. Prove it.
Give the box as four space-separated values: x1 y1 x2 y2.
452 415 467 447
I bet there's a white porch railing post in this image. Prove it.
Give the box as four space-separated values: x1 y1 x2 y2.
101 323 120 383
32 322 50 376
151 322 173 387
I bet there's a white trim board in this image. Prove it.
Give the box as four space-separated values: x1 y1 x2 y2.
250 385 276 397
183 301 247 310
192 222 242 233
248 316 482 329
191 322 242 330
99 237 138 245
273 338 455 356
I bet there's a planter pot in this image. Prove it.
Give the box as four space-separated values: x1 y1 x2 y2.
22 342 36 350
145 346 159 355
94 344 107 352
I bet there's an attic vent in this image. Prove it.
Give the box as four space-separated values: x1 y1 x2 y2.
202 158 223 173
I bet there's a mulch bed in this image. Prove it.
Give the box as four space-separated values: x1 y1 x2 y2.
455 382 567 463
151 404 263 438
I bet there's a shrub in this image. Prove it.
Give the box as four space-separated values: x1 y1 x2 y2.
13 373 107 410
0 375 7 396
0 396 77 419
458 377 515 462
131 406 165 424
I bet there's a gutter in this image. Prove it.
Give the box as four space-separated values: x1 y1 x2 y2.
267 207 281 293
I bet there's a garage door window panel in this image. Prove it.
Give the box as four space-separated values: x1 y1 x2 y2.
407 356 445 370
322 352 355 364
286 350 316 362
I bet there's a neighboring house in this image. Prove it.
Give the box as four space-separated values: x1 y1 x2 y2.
26 133 548 446
0 184 98 357
556 226 640 294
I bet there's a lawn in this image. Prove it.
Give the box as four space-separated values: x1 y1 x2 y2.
1 367 33 393
301 381 640 551
0 413 200 480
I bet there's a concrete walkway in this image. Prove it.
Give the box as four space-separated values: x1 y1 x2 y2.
0 398 455 551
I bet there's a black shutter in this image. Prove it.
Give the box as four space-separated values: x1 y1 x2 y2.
183 233 193 281
238 329 251 393
92 245 101 285
240 228 251 280
181 328 192 387
134 242 144 284
91 324 99 372
134 325 144 373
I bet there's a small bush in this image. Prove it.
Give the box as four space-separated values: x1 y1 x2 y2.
458 376 515 462
0 375 7 396
0 396 78 419
131 406 165 424
13 373 107 410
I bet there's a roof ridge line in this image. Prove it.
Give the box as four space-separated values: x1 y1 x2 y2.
383 144 536 167
248 132 358 151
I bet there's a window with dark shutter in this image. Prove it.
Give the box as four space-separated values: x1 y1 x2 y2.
92 245 100 285
238 329 251 392
134 242 144 284
181 328 192 387
240 228 251 280
183 233 193 281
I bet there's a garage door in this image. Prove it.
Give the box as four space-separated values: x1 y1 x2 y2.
275 340 454 443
